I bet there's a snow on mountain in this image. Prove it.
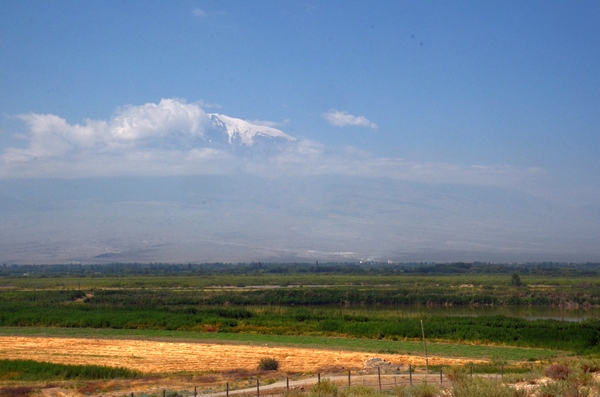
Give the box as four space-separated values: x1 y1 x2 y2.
208 114 295 146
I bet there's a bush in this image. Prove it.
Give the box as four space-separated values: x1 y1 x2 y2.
390 385 410 397
578 359 600 373
444 366 468 384
340 385 380 397
568 367 596 388
537 379 592 397
450 378 525 397
310 380 338 397
283 389 304 397
257 358 279 371
545 364 571 380
406 381 439 397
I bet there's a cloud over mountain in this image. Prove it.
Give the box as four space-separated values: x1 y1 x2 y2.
1 98 596 264
1 98 542 191
1 99 297 177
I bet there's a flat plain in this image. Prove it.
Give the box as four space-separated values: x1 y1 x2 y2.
1 263 600 397
0 335 482 373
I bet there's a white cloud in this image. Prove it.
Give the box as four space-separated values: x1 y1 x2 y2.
192 8 206 17
110 99 206 144
247 119 288 128
0 98 543 192
254 149 541 187
322 109 378 129
194 99 221 109
5 98 209 161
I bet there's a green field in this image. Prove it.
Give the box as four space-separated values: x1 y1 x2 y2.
1 262 599 365
0 359 139 381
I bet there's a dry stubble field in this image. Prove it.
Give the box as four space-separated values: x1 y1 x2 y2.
0 336 479 373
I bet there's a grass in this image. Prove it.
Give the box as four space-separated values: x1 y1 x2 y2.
0 299 590 352
2 273 600 291
1 285 596 352
0 327 557 362
0 359 140 381
0 270 591 369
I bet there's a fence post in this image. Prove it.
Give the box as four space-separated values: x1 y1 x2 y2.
163 390 165 397
440 368 443 385
348 370 351 387
226 383 229 397
194 386 197 397
257 379 260 397
287 377 289 390
318 373 321 397
378 367 381 391
409 364 412 386
132 393 134 397
421 319 429 374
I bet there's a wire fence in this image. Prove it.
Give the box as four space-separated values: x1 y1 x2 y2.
227 367 504 397
123 365 510 397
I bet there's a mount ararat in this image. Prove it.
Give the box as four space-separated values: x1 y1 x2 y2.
207 114 295 147
0 100 598 264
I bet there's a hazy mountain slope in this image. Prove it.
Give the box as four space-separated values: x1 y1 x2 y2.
1 175 597 264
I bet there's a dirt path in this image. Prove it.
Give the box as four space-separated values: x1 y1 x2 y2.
0 336 482 373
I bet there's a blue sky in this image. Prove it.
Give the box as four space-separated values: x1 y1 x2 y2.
1 1 599 263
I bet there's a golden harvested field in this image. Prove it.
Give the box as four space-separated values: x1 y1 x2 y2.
0 336 481 373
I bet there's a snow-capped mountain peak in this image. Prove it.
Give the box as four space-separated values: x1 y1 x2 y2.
209 114 295 146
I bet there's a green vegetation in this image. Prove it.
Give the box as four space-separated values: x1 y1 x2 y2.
2 262 600 308
395 381 440 397
0 359 140 381
0 286 597 353
310 379 340 397
450 378 526 397
4 261 600 278
2 261 600 365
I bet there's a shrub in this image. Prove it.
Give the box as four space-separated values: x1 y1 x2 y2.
407 381 439 397
340 385 380 397
444 366 468 384
390 385 410 397
450 378 525 397
257 358 279 371
545 364 571 380
537 380 592 397
578 359 600 373
283 389 304 397
568 367 596 388
510 274 522 287
310 380 338 397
